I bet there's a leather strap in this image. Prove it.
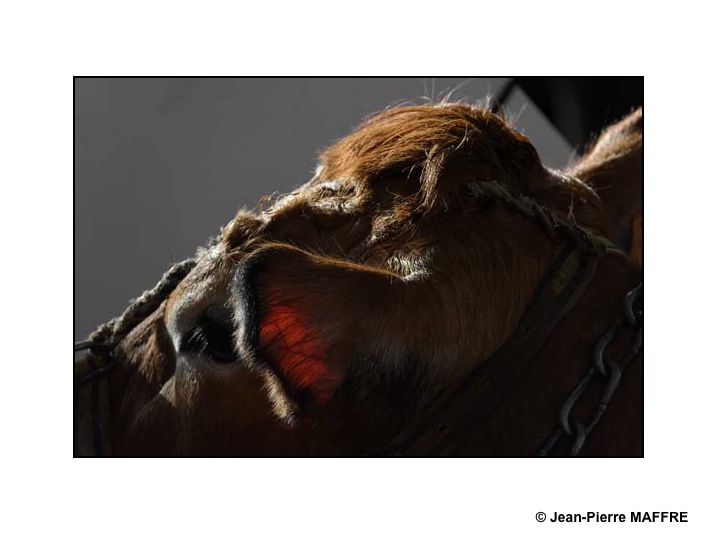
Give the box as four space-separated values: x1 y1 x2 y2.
383 241 602 456
74 352 114 456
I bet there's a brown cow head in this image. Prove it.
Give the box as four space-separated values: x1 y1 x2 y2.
105 104 641 455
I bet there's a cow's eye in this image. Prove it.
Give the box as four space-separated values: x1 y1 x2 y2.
180 308 237 363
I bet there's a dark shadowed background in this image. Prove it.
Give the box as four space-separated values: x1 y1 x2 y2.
74 77 639 340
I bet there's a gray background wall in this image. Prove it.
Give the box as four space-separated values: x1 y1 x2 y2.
74 77 574 340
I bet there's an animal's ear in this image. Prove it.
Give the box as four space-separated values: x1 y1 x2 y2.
234 244 413 405
571 108 643 259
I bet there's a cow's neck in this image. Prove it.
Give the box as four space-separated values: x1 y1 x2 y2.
459 249 643 455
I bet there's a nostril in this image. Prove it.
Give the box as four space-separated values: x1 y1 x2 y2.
179 305 238 364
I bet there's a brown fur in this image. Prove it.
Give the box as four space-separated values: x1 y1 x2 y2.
100 103 643 455
572 107 643 256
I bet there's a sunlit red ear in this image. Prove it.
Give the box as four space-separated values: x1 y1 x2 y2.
256 289 340 404
235 244 391 405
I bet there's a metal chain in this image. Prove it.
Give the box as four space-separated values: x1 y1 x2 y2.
539 283 643 456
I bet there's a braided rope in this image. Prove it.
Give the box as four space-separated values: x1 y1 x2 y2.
467 181 614 255
78 258 197 351
78 181 611 353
